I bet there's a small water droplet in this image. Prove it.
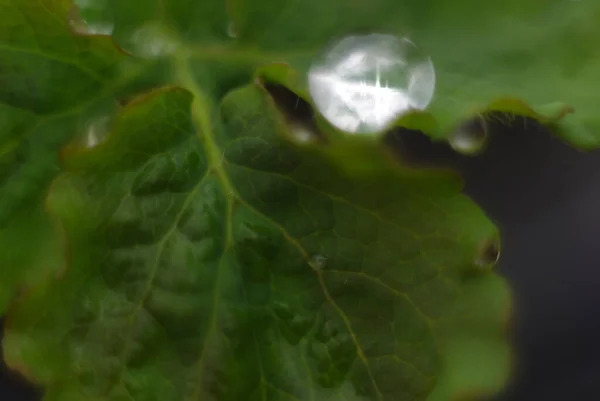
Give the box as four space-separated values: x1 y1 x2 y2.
129 24 178 59
71 0 114 35
289 123 318 144
83 116 111 148
227 22 238 38
308 254 327 270
475 237 500 269
449 116 488 155
308 33 435 134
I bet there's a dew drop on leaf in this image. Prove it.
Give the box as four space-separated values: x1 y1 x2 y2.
71 0 114 35
227 22 238 39
83 116 111 148
289 123 318 144
475 236 501 269
448 116 488 155
129 24 179 59
308 34 435 134
308 254 327 270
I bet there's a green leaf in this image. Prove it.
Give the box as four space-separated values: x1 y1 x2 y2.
0 0 556 400
0 0 130 310
5 82 511 401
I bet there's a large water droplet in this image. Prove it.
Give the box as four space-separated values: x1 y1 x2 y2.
448 116 488 155
129 24 178 59
308 254 327 271
308 34 435 134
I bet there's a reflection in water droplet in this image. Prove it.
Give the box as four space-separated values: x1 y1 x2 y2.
130 24 178 58
83 116 111 148
308 254 327 270
71 0 114 35
448 116 488 155
475 237 501 269
308 34 435 134
227 22 238 38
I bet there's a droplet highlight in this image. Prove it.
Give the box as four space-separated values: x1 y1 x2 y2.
449 116 488 155
308 34 435 134
308 254 327 271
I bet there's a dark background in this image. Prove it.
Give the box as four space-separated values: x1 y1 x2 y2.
2 120 600 400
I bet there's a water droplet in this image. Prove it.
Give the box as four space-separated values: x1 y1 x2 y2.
448 116 488 155
308 34 435 134
289 123 318 144
83 116 111 148
475 237 500 269
129 24 178 59
227 22 238 38
71 0 114 35
308 254 327 270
